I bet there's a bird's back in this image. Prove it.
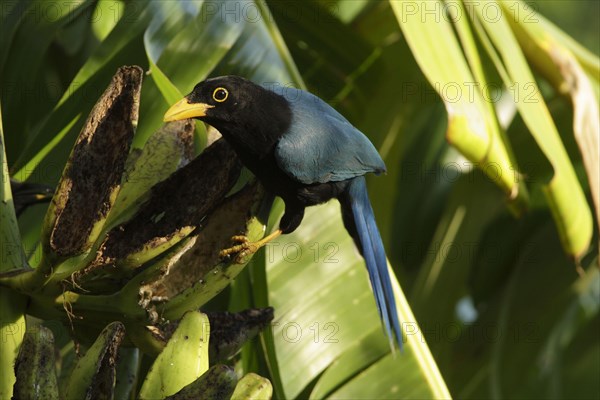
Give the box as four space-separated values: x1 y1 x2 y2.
267 86 386 185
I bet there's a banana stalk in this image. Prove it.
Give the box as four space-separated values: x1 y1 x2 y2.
125 182 268 353
0 289 26 398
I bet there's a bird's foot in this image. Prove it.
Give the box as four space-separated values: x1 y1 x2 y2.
219 235 259 264
219 230 283 264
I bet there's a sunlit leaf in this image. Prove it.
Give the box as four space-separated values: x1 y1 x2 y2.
501 0 600 251
0 103 27 399
266 202 450 399
390 0 526 214
471 0 593 258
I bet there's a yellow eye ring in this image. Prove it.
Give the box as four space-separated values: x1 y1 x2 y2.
212 87 229 102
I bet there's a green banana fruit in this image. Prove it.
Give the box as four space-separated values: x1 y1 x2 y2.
103 119 196 230
2 65 277 398
70 137 242 292
114 347 140 400
205 308 274 363
63 178 264 322
231 373 273 400
139 311 210 399
127 307 274 359
64 321 126 400
165 364 238 400
13 325 59 400
25 158 267 355
2 65 144 297
125 323 172 356
46 119 196 293
154 181 270 321
41 66 142 265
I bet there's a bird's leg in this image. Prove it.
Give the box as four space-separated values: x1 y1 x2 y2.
219 229 283 263
219 203 304 263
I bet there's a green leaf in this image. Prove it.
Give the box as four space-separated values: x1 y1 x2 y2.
0 0 94 159
537 265 599 377
487 224 596 398
0 106 25 271
500 0 600 252
265 202 450 399
91 0 125 41
0 104 27 400
135 1 245 148
471 0 593 258
4 1 597 398
11 1 150 182
390 0 526 214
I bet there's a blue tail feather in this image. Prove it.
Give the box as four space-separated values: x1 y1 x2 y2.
343 176 403 350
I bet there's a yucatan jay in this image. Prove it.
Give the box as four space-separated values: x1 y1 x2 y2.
164 76 402 349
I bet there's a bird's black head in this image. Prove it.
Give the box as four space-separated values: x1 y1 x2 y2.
164 76 255 124
164 76 291 155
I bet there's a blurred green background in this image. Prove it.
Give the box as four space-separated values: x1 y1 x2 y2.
1 0 598 399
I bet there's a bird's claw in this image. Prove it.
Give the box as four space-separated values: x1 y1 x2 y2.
230 235 249 244
219 235 258 264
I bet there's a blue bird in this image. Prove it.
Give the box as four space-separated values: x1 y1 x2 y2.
164 76 402 349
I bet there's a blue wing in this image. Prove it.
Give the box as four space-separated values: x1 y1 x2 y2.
271 87 385 184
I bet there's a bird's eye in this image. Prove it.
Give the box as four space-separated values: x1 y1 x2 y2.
212 87 229 102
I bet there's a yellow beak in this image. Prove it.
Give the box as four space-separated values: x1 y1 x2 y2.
163 98 214 122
